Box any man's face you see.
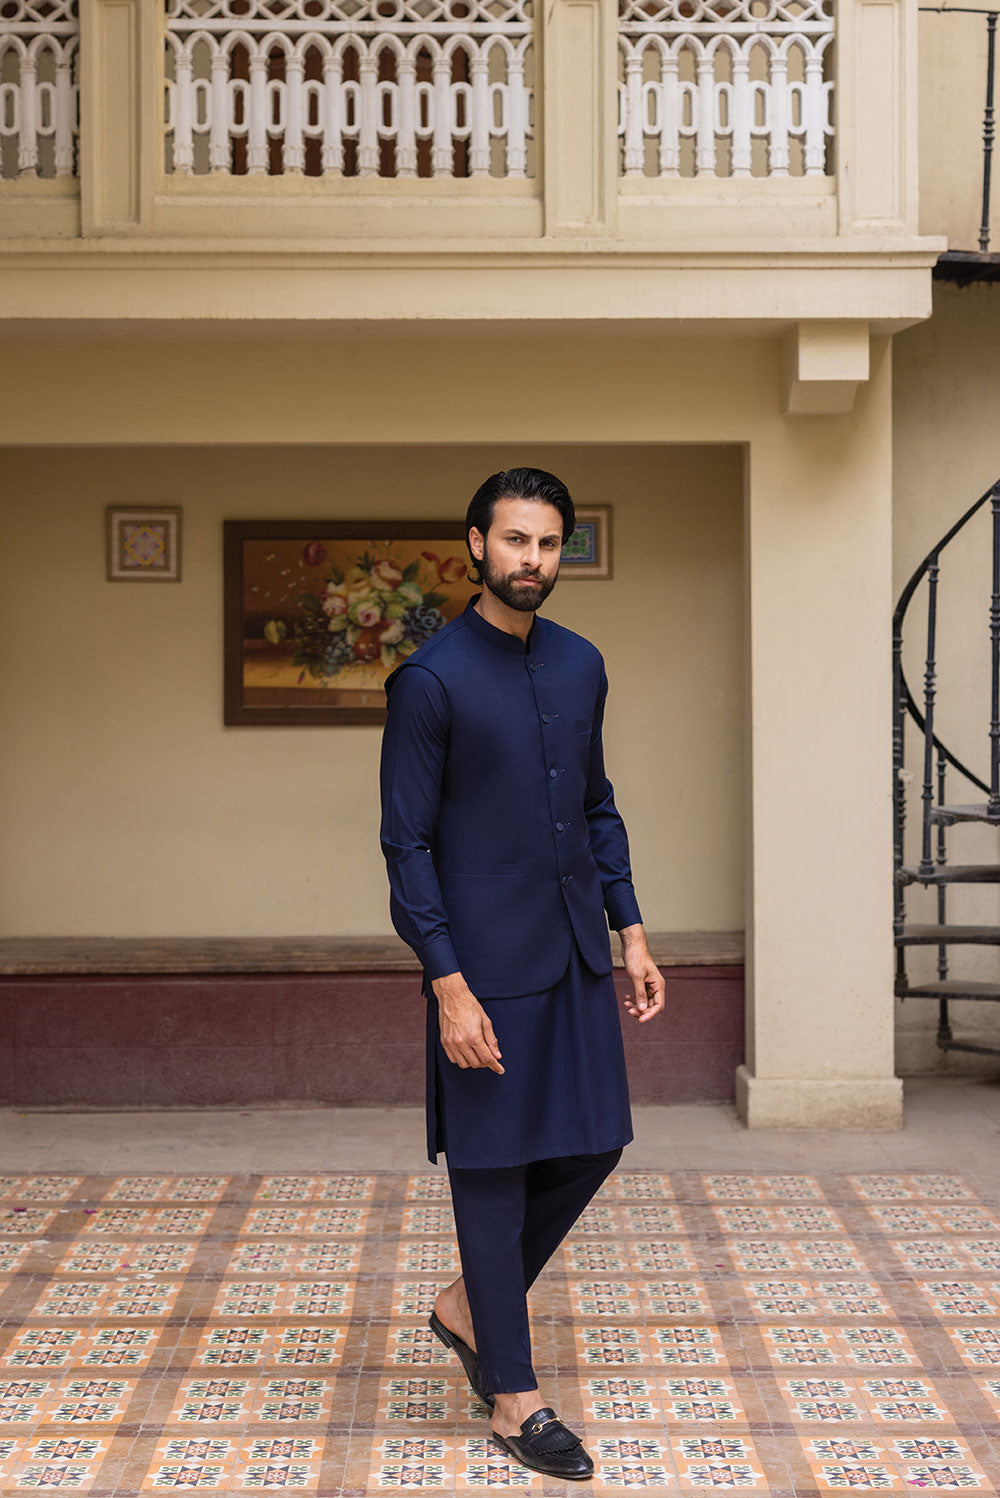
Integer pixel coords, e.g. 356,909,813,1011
470,496,564,613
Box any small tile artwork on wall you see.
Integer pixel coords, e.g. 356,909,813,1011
106,508,182,583
0,1171,998,1493
559,505,612,579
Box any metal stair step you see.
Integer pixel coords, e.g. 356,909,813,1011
896,924,1000,945
929,803,1000,825
896,979,1000,1000
897,864,1000,884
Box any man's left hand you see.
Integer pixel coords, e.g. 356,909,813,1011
618,925,666,1023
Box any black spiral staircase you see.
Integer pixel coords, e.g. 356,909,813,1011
894,479,1000,1055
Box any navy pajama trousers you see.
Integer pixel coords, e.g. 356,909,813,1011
446,1147,623,1394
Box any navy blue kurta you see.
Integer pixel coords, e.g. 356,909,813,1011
425,942,634,1167
379,595,641,1167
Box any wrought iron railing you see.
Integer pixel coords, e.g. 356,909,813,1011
617,0,834,179
0,0,78,181
164,0,534,180
893,478,1000,1054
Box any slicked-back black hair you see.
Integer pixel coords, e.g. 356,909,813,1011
465,468,576,585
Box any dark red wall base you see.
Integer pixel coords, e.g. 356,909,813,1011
0,966,743,1109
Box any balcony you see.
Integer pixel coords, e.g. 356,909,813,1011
0,0,941,331
0,0,78,228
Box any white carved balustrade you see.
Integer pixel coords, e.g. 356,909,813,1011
618,0,834,179
0,0,78,180
164,0,534,179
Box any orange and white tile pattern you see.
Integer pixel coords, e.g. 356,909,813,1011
0,1171,997,1492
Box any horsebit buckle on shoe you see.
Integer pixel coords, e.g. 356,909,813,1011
531,1417,557,1435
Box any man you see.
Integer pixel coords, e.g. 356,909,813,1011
379,467,665,1480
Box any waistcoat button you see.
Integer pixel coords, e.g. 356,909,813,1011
541,713,550,724
555,821,564,832
548,768,558,779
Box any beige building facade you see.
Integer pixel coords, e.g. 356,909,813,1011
2,0,996,1125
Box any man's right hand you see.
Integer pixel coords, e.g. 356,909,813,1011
431,973,505,1074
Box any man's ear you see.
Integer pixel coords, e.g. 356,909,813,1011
469,526,484,561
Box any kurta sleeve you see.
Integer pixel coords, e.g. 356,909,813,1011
379,663,461,982
584,663,644,932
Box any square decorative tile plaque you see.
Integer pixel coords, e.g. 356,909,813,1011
106,508,182,582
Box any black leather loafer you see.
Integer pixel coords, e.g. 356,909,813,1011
428,1311,495,1410
490,1406,594,1480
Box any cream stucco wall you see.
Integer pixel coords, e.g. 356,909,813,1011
0,443,745,941
918,9,999,249
893,282,1000,1069
0,326,903,1126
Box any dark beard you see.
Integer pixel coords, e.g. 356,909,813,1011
479,541,558,613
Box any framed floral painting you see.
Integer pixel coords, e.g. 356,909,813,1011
224,521,474,725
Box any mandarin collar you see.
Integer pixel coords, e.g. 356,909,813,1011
462,594,540,655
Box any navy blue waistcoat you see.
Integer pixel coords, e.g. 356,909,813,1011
378,595,642,999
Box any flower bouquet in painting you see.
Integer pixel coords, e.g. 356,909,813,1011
266,548,465,680
226,523,473,724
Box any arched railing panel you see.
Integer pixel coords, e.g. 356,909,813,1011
617,0,833,179
0,2,78,181
164,0,534,178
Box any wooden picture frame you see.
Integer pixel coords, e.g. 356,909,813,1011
224,520,474,726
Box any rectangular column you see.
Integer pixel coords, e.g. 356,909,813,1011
837,0,918,233
79,0,160,234
541,0,618,235
737,335,903,1129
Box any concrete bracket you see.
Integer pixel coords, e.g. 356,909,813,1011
781,320,871,416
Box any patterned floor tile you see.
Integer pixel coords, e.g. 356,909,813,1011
253,1174,376,1203
607,1173,676,1200
394,1239,462,1277
375,1374,463,1423
848,1176,976,1202
0,1169,996,1492
673,1433,767,1488
662,1375,747,1422
583,1375,663,1423
362,1432,456,1490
